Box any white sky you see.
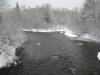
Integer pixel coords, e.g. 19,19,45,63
9,0,85,10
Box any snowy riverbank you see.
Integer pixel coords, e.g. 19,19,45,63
22,28,100,42
0,31,26,69
0,44,17,68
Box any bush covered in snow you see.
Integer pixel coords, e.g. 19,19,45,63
0,29,26,68
0,44,17,68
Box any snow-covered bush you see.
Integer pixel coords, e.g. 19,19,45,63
0,44,17,68
0,28,26,68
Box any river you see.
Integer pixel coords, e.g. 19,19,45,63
0,32,100,75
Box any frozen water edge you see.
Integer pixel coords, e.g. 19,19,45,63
0,44,17,68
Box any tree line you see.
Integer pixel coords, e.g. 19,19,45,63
1,0,100,44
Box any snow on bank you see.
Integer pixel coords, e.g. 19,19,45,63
81,34,99,41
22,28,78,37
64,29,100,42
22,28,52,32
0,45,17,68
22,28,100,42
63,29,77,38
75,33,100,42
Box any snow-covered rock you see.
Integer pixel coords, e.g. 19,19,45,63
36,43,41,46
97,52,100,60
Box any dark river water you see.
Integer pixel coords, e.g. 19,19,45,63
0,32,100,75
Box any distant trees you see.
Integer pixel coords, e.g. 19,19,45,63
68,10,82,34
11,2,23,31
1,0,100,42
7,3,80,31
0,0,7,26
0,2,25,46
0,2,85,34
5,1,100,36
81,0,96,33
43,4,52,24
0,0,7,39
81,0,100,36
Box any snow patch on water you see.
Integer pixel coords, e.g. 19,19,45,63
36,43,41,46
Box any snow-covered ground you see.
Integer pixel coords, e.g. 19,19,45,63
0,45,17,68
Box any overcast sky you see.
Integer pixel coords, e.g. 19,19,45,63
9,0,85,10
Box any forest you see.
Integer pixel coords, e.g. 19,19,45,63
1,0,100,49
0,0,100,43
